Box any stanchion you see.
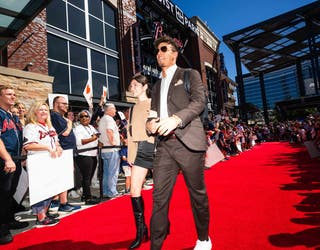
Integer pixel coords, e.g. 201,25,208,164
97,146,103,199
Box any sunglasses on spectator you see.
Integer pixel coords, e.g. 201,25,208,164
80,115,89,118
155,46,173,54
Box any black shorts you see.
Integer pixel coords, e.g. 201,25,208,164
134,141,154,169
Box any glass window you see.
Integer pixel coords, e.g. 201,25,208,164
70,66,88,96
88,0,102,19
46,0,67,30
69,42,87,68
68,5,86,38
108,76,120,100
48,61,69,94
105,24,117,51
89,16,104,46
47,34,68,63
103,3,116,26
91,50,106,73
107,56,119,76
92,72,107,98
68,0,84,10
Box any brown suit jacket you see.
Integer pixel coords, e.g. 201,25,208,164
151,67,207,151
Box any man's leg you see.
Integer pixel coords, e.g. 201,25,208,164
101,152,110,196
177,149,210,241
107,151,120,197
150,141,180,250
0,165,14,244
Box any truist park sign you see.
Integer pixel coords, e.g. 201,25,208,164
157,0,199,35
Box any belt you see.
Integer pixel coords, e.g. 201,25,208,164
158,132,177,141
168,133,177,139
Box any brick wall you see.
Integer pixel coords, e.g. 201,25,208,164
122,0,137,32
0,67,53,109
7,10,48,75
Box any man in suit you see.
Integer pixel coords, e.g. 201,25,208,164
146,36,211,250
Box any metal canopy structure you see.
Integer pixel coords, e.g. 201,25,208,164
223,1,320,122
0,0,52,51
223,1,320,75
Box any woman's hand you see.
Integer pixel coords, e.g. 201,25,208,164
48,146,57,158
56,145,63,157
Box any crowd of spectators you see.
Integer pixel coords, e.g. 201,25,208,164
205,112,320,161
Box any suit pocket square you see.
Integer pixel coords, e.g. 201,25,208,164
174,79,184,86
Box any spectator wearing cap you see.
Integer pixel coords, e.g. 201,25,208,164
98,103,121,198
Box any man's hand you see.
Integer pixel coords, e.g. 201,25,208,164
4,159,16,173
155,116,181,136
146,118,160,134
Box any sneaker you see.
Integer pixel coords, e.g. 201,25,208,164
35,217,59,228
58,203,81,213
0,225,12,245
0,232,12,245
8,219,29,230
91,182,100,189
194,237,212,250
145,179,153,185
46,212,59,219
143,184,153,190
68,190,80,199
49,200,60,211
84,198,100,205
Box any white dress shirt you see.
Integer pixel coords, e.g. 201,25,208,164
160,64,177,120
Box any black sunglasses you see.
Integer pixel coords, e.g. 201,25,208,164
80,115,89,118
155,46,171,54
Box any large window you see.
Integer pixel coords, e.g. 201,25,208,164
70,66,88,96
108,76,121,100
48,61,69,93
47,0,120,101
47,34,68,63
107,55,119,76
46,0,66,31
69,42,87,68
90,16,104,46
105,24,117,51
68,0,84,10
68,5,86,39
91,50,106,73
104,3,116,26
92,72,107,97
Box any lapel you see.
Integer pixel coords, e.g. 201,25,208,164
167,67,182,98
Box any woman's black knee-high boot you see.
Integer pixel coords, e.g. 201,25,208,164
129,196,148,249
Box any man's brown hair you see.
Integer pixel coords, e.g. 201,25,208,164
0,85,14,96
154,35,179,52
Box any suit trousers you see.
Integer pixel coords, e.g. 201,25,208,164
150,137,209,250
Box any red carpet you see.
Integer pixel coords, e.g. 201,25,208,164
3,142,320,250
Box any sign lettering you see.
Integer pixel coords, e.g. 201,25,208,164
157,0,199,35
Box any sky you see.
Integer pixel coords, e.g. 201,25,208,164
171,0,316,81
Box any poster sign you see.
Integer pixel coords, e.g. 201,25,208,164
27,149,74,206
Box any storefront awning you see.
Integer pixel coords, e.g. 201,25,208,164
0,0,52,51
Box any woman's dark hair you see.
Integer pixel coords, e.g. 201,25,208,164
130,73,152,98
